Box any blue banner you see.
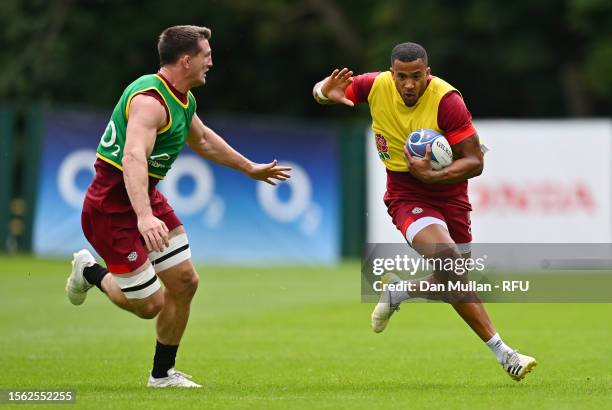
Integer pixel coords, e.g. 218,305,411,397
34,111,340,264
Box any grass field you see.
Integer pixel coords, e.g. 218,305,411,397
0,255,610,409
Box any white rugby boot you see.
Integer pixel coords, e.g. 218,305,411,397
502,350,537,381
371,273,403,333
66,249,96,305
147,368,202,388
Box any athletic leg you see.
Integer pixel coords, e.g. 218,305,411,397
146,226,201,388
373,197,537,380
67,250,164,319
74,201,164,318
152,227,199,346
410,225,496,341
100,263,165,319
411,224,536,381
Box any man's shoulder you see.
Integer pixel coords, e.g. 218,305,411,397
347,71,380,104
352,71,385,87
121,76,167,118
368,71,390,85
122,74,163,95
429,76,458,96
129,92,167,112
432,76,467,112
350,71,385,104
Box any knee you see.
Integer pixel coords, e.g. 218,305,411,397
134,299,164,319
430,243,462,260
186,270,199,295
429,244,470,303
173,268,199,297
446,289,470,304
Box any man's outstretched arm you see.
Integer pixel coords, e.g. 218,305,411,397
187,114,291,186
313,68,355,106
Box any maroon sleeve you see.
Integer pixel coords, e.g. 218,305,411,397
438,91,476,145
345,72,380,104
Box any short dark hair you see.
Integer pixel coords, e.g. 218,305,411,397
390,42,428,66
158,25,211,66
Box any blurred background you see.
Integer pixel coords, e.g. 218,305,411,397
1,0,611,263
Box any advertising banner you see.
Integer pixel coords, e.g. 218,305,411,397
34,111,340,264
367,120,612,243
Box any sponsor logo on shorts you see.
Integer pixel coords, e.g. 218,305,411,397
412,207,423,214
127,251,138,262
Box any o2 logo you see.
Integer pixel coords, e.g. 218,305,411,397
57,149,96,208
157,156,224,227
56,151,224,226
57,152,320,235
257,162,321,236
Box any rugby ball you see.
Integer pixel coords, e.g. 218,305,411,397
406,129,453,170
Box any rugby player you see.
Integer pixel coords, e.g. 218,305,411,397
313,42,536,381
65,25,290,387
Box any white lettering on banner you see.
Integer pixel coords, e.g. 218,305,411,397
57,149,96,208
158,156,215,216
471,181,596,213
257,162,321,235
258,162,310,222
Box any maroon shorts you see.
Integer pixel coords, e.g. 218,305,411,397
81,190,182,274
384,196,472,245
383,170,472,245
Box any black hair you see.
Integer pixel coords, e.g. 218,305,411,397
390,42,428,66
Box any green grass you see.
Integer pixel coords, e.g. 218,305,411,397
0,255,610,409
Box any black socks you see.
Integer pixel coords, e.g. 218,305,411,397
152,341,179,378
83,263,109,292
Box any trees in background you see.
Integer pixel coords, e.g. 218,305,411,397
1,0,610,117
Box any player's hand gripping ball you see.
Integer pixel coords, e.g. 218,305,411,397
405,129,453,170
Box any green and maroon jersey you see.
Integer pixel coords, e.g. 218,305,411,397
96,74,197,179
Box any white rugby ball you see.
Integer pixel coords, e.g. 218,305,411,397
406,129,453,170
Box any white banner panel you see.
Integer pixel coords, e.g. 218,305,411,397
366,120,612,243
470,120,611,242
